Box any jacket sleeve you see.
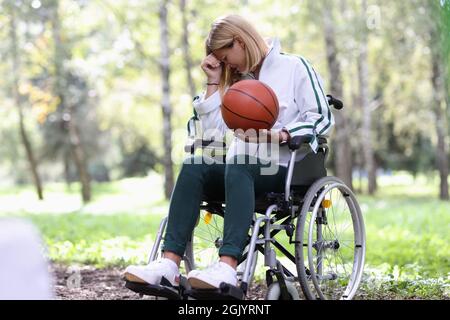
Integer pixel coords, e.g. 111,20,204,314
283,58,334,152
192,91,228,140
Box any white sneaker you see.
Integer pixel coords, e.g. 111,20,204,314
124,258,180,287
187,261,237,289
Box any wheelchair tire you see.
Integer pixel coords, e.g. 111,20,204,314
294,176,366,300
265,281,300,300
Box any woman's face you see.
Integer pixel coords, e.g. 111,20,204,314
212,39,246,73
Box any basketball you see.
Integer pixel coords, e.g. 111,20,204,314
221,79,279,132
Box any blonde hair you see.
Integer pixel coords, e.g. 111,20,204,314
205,14,269,97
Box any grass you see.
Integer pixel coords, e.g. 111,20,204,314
355,173,450,298
0,171,449,299
358,172,449,279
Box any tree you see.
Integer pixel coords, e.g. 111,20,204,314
7,2,44,200
428,0,449,200
358,0,377,195
322,0,353,190
159,0,175,199
50,0,92,203
180,0,197,98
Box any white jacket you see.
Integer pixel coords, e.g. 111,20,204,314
192,38,334,168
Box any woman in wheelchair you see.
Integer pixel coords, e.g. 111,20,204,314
124,14,335,292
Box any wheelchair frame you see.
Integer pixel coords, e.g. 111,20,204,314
125,96,366,300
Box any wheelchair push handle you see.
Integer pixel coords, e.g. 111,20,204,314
327,94,344,110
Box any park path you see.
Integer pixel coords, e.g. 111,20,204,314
51,264,267,300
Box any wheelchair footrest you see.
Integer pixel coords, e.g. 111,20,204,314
184,282,245,300
125,277,182,300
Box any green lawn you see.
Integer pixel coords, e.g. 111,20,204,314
354,174,450,298
0,172,448,299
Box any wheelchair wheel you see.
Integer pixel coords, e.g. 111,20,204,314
295,176,366,300
184,210,224,273
183,211,258,286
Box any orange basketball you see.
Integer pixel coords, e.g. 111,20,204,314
221,80,279,131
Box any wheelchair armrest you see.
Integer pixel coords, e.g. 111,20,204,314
288,135,329,151
288,135,312,151
184,138,226,154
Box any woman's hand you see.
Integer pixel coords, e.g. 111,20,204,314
201,53,223,83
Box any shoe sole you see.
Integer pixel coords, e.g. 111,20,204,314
188,277,218,289
124,272,148,284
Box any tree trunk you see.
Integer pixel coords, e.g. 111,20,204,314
51,2,91,203
431,50,449,200
322,0,353,190
64,152,72,189
179,0,196,98
9,8,44,200
159,0,175,199
68,116,92,202
358,0,377,195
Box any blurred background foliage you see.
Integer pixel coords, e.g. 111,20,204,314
0,0,448,199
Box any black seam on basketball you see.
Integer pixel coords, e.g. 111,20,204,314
259,82,279,117
259,83,278,127
222,103,272,127
228,88,276,120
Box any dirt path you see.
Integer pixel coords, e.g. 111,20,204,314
53,264,442,300
51,264,267,300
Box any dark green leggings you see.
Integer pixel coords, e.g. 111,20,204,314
162,155,287,261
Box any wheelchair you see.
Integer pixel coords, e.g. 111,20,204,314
124,96,366,300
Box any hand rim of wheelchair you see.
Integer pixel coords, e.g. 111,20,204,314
295,176,366,300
